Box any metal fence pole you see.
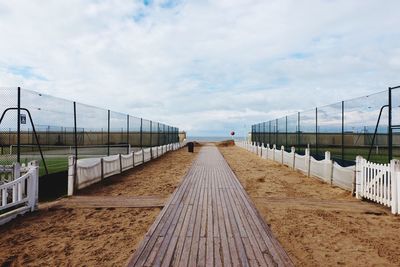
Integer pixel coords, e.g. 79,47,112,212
107,110,110,156
163,124,166,145
341,101,344,161
150,120,153,159
252,125,255,143
17,87,21,163
285,116,288,148
126,115,130,154
315,107,318,155
140,118,143,150
297,112,300,148
275,119,278,146
388,87,393,161
268,121,271,145
263,122,266,146
73,102,78,160
157,123,160,146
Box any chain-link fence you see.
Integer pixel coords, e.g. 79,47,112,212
0,87,180,176
251,86,400,165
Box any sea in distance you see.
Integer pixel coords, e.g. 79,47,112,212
186,136,246,142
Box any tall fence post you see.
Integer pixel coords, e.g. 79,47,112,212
157,123,159,158
107,110,110,156
150,120,153,159
268,121,271,146
285,116,288,149
388,87,393,161
297,112,300,149
163,124,165,153
74,101,78,159
17,87,21,163
315,107,318,156
341,101,344,161
275,119,278,146
127,115,130,154
73,102,78,187
140,118,143,150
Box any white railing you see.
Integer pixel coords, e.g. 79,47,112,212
236,140,400,214
0,161,39,225
0,162,35,184
68,142,184,195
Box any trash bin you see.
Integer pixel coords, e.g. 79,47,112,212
187,142,194,153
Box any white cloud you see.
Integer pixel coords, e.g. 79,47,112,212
0,0,399,136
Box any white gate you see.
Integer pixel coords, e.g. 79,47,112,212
356,157,400,214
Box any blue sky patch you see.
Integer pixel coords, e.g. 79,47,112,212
8,65,47,80
290,52,310,59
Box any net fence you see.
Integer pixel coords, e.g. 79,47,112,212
0,87,180,176
252,86,400,165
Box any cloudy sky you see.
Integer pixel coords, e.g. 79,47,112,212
0,0,399,137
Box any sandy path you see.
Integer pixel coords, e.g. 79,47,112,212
219,145,400,267
0,147,197,266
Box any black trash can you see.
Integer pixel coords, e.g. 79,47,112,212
187,142,194,153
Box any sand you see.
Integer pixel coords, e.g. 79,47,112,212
219,145,400,267
0,147,197,266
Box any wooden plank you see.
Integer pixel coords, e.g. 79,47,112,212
214,171,232,266
59,195,167,208
218,169,249,267
187,178,205,266
206,170,214,267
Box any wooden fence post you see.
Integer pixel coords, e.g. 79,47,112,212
324,151,332,185
13,162,20,180
355,156,362,198
28,167,38,211
273,144,276,161
305,148,311,177
291,146,295,169
68,156,75,196
391,159,400,214
281,146,284,164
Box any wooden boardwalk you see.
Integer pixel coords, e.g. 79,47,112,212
127,145,293,267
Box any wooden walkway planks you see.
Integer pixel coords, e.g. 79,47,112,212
127,145,293,267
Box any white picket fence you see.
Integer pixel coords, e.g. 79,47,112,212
0,161,39,225
356,157,400,214
237,141,355,191
68,142,185,195
236,141,400,214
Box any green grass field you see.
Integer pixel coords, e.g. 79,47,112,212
38,158,68,176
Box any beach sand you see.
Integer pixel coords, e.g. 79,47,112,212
219,144,400,267
0,146,197,266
